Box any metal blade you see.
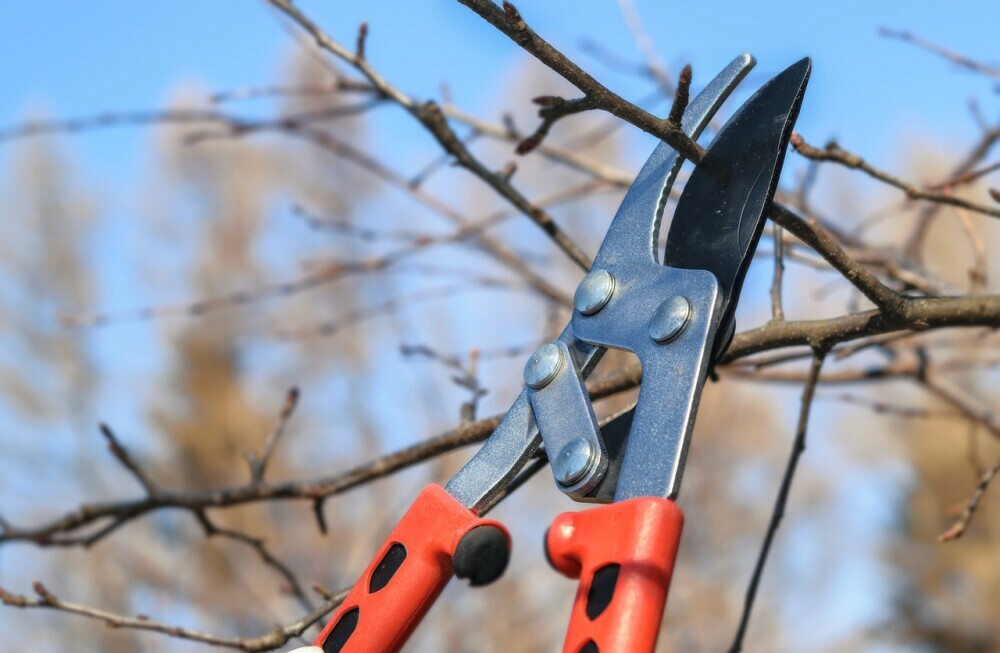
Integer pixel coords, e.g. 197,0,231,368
593,53,755,268
663,57,811,352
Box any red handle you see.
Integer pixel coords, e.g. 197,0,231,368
314,484,509,652
546,497,684,653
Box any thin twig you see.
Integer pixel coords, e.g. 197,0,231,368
65,183,593,327
0,582,346,652
904,121,1000,261
768,203,906,319
516,95,596,154
819,392,961,420
951,208,987,292
0,364,652,549
927,160,1000,191
246,387,301,484
0,414,499,547
98,423,158,495
614,0,674,97
770,225,786,321
2,102,579,308
274,283,524,341
939,454,1000,542
919,372,1000,440
880,28,1000,84
665,64,692,128
728,350,826,653
268,0,594,271
791,133,1000,219
194,511,315,615
456,0,704,162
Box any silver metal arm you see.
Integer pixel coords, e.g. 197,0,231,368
445,53,755,512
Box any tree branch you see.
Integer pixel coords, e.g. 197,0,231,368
246,387,301,484
99,423,159,496
880,28,1000,84
768,203,907,319
0,582,346,652
456,0,705,162
728,349,826,653
791,133,1000,219
770,225,786,321
194,511,315,615
267,0,594,271
939,454,1000,542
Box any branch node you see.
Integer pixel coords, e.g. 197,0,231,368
517,96,593,155
193,510,216,536
32,581,58,605
502,2,526,31
248,386,301,484
499,161,517,181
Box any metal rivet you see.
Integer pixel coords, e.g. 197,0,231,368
649,296,691,343
553,437,597,486
523,342,564,389
574,269,615,316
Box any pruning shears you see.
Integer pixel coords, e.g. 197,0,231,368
295,53,810,653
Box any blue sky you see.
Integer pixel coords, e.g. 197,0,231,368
3,1,999,172
1,2,997,651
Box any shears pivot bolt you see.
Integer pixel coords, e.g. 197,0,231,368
574,269,616,316
524,342,565,389
553,437,598,486
649,295,691,343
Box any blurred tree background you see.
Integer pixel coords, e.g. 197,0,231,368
1,2,999,652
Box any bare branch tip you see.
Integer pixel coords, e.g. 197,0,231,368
312,498,328,535
531,95,564,107
666,63,692,127
515,134,542,155
938,522,965,542
312,583,335,600
356,21,369,59
96,422,159,495
32,581,57,604
98,422,114,442
283,386,301,418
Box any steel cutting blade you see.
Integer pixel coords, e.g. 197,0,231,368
663,57,811,353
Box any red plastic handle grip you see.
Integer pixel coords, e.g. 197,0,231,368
546,497,684,653
314,484,509,652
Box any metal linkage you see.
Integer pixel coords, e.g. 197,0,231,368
445,53,755,512
525,341,606,498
